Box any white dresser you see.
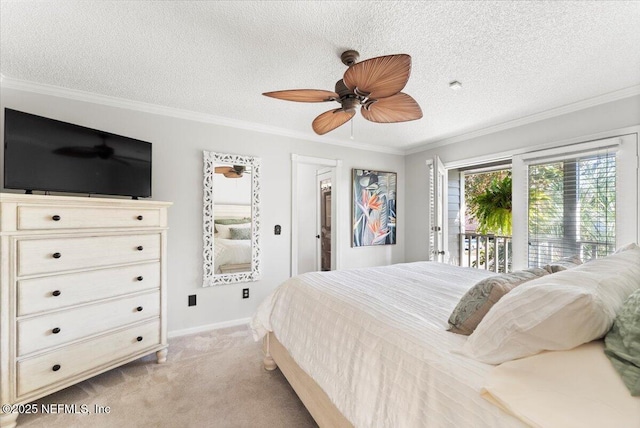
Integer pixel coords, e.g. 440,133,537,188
0,193,171,428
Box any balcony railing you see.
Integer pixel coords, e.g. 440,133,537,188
528,238,615,265
460,233,512,273
460,234,614,273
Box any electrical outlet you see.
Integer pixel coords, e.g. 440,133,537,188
242,288,249,299
188,294,197,306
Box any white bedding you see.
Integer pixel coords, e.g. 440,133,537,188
213,238,251,273
251,261,526,427
482,341,640,428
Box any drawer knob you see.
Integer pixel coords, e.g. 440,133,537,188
52,327,61,334
52,290,61,297
137,215,144,220
137,246,144,251
52,215,61,221
52,364,61,372
136,306,143,312
137,276,144,281
137,336,143,342
52,252,62,259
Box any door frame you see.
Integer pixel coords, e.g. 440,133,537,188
291,154,342,276
426,156,447,262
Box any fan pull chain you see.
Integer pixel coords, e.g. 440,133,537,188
350,118,354,140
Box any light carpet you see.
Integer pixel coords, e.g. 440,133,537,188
17,325,316,427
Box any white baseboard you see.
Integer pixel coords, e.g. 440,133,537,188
167,317,251,338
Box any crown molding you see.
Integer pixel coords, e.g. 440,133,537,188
0,75,404,156
404,84,640,155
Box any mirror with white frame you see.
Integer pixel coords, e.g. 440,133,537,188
203,151,261,286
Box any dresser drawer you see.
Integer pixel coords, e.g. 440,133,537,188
18,262,160,316
17,205,161,230
17,318,161,397
17,234,160,276
17,290,160,356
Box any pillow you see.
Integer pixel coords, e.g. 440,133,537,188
615,242,639,254
230,227,251,240
604,288,640,396
544,255,582,273
214,217,251,225
447,267,549,335
215,222,251,239
463,245,640,364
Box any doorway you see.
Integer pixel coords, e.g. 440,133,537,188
317,169,332,271
291,154,341,276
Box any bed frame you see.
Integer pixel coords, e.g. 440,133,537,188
263,332,353,428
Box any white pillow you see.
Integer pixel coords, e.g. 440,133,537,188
215,222,250,239
463,244,640,364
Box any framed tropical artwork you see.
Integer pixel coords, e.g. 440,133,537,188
352,169,397,246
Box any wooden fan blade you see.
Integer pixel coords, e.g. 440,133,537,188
224,171,242,178
215,166,233,174
262,89,338,103
343,54,412,99
312,108,355,135
361,93,423,123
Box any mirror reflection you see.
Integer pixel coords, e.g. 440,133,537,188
212,164,252,274
203,151,261,286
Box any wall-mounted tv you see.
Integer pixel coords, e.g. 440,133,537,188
4,109,152,198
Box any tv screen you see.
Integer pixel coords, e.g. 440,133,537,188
4,109,152,198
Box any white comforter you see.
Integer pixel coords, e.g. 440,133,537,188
251,261,526,428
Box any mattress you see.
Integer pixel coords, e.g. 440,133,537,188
251,261,526,427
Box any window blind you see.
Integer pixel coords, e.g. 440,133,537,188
527,149,616,268
427,161,435,260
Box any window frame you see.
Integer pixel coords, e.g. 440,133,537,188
511,135,638,270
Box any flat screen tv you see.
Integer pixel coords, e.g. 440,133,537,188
4,109,152,198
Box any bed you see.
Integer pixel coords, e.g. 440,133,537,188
250,259,640,427
213,204,252,274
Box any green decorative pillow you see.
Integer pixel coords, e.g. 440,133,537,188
214,218,251,225
448,267,549,335
604,288,640,396
544,255,582,273
230,227,251,240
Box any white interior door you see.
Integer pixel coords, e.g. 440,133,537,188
427,156,447,262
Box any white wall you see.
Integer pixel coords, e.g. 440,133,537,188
212,171,251,205
405,95,640,262
0,86,405,334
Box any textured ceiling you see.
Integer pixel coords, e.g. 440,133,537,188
1,1,640,152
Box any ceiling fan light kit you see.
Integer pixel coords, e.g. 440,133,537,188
263,50,423,135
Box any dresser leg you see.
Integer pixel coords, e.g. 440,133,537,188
156,347,168,364
0,411,19,428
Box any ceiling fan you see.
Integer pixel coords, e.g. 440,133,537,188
214,165,249,178
263,50,423,135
